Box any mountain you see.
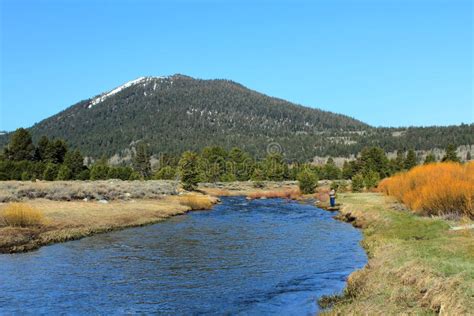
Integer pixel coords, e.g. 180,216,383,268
1,74,473,162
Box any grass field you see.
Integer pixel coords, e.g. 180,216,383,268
321,193,473,315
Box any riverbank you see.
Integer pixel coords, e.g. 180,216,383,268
321,193,473,315
2,180,302,254
0,182,218,253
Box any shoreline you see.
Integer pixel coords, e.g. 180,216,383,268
1,180,301,254
319,193,473,315
0,193,219,254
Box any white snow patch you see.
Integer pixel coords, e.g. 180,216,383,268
88,77,147,108
87,76,172,108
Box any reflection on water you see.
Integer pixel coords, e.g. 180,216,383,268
0,197,366,315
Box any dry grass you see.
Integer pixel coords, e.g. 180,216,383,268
177,194,218,210
0,194,218,253
0,203,44,227
247,188,301,200
320,193,473,315
314,188,330,203
379,162,474,218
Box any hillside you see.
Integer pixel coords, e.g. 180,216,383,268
1,75,473,161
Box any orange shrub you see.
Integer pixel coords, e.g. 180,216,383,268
379,162,474,218
247,188,301,200
178,194,216,210
314,188,330,203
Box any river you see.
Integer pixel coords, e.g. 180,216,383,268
0,196,367,315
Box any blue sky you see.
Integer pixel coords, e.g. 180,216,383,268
0,0,472,131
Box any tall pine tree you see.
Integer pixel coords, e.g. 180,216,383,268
132,142,152,179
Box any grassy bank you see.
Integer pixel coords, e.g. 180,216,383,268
321,193,473,314
0,193,218,253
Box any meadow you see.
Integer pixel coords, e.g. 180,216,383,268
321,193,473,315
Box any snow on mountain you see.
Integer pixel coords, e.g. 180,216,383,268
88,76,170,108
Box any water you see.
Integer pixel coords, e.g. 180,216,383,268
0,197,367,315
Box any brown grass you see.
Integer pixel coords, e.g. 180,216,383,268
0,203,44,227
198,181,299,197
314,188,330,203
177,194,218,210
247,188,301,200
379,162,474,218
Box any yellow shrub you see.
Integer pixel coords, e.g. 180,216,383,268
379,162,474,218
0,203,45,227
179,195,215,210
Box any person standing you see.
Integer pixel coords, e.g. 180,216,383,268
329,188,336,207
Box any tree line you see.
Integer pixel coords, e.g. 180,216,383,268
0,128,466,192
0,128,141,181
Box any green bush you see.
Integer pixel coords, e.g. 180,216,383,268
128,171,142,180
43,163,58,181
21,171,31,181
56,165,72,180
364,170,380,189
77,169,90,180
90,164,110,180
351,174,365,192
331,180,348,192
297,170,318,194
153,166,176,180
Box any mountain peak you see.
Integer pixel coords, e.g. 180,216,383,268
89,76,185,108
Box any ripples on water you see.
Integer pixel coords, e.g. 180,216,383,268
0,197,367,315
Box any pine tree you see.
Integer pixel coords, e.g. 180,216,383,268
404,149,417,170
63,150,84,179
34,136,50,161
323,157,341,180
132,142,152,179
45,139,68,164
4,128,35,161
364,170,380,189
424,152,436,164
442,144,460,163
43,163,58,181
263,153,287,181
297,169,318,194
359,147,390,178
342,161,353,179
178,151,200,191
394,150,405,171
56,165,72,180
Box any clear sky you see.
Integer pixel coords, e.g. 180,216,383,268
0,0,472,131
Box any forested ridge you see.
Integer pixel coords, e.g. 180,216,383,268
0,74,472,161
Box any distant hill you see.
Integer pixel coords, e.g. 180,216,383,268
1,74,472,161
